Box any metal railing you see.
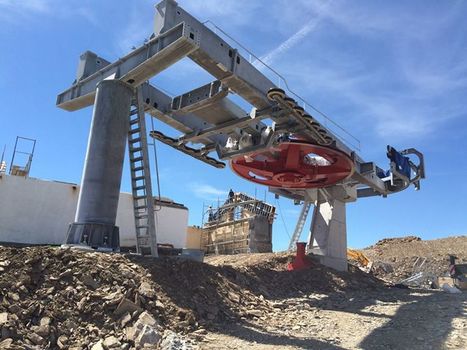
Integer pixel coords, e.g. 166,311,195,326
202,20,361,152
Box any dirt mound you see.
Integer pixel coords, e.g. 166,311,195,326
362,235,467,285
371,235,421,248
0,246,384,349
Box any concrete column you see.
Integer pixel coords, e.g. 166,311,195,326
307,200,348,271
65,79,133,251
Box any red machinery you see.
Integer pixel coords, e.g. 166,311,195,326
287,242,313,271
231,140,354,189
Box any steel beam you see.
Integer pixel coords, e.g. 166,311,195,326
57,23,197,111
155,0,274,109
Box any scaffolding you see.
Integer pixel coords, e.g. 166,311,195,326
9,136,36,177
201,191,276,255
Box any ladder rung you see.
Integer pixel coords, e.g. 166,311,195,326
129,127,141,134
131,156,144,162
133,176,145,181
130,147,142,153
136,225,149,229
131,166,144,172
135,205,147,210
135,214,148,219
134,185,146,191
129,137,141,144
133,195,146,200
130,118,140,125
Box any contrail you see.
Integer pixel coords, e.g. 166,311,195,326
259,22,318,66
254,1,332,68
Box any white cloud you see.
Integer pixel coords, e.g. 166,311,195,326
0,0,50,13
258,1,332,67
189,183,226,201
114,0,467,145
0,0,50,22
256,1,467,143
117,9,153,54
181,0,261,26
0,0,96,25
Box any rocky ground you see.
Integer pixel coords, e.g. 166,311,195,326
360,236,467,286
198,288,466,350
0,236,465,349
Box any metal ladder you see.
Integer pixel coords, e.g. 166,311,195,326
128,86,158,257
288,201,312,250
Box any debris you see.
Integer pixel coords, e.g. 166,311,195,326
57,335,68,349
91,340,104,350
0,238,464,348
103,335,121,348
114,298,142,317
361,236,467,286
40,316,51,326
27,332,45,345
82,274,99,290
0,312,8,325
126,311,160,347
120,312,132,327
135,325,160,347
0,339,13,348
441,284,462,294
138,281,156,298
160,330,193,350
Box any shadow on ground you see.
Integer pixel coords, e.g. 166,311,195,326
127,255,463,349
358,291,466,350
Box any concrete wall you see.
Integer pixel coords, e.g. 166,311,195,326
0,174,188,248
186,226,203,249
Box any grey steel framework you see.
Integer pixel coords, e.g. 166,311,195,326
57,0,425,263
9,136,36,177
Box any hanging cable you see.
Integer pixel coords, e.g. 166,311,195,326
275,198,291,240
150,116,162,212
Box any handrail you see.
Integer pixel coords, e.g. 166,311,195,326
202,20,361,151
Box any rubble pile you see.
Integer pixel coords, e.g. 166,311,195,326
372,236,421,247
0,246,384,348
0,247,194,349
362,236,467,285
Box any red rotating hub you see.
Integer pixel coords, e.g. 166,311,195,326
230,141,354,189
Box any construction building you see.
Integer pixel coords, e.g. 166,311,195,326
0,138,189,250
200,191,275,254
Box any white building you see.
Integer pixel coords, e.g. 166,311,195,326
0,174,189,248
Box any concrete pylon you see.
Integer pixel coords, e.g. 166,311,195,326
307,200,348,271
65,79,134,251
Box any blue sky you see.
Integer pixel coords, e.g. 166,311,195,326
1,0,466,250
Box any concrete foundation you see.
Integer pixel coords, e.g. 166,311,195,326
66,80,133,250
307,200,348,271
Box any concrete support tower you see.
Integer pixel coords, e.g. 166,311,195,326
307,200,347,271
65,80,133,250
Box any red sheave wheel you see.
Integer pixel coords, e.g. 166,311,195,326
230,141,354,189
